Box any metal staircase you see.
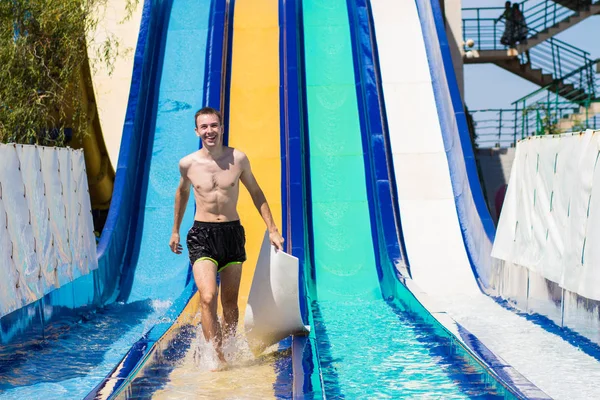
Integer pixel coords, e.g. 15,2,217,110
469,59,599,148
463,0,600,54
522,2,600,48
468,36,594,103
554,0,595,10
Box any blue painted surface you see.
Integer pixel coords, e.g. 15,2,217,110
119,0,210,304
0,0,214,397
279,0,323,397
85,0,230,397
84,283,196,400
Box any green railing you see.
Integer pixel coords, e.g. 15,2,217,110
470,106,599,148
519,38,591,81
463,3,594,101
470,59,600,148
469,109,521,148
463,0,599,52
513,58,599,114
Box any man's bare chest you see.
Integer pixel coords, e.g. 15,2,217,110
189,164,241,192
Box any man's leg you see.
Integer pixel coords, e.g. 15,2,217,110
219,263,243,339
193,259,226,363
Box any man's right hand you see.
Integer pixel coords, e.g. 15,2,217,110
169,232,182,254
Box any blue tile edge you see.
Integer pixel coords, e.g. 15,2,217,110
280,0,325,398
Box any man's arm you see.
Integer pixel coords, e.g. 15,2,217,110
169,159,192,254
239,152,284,251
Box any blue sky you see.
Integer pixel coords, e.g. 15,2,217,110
461,0,600,111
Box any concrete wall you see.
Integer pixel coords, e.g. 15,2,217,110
476,147,516,223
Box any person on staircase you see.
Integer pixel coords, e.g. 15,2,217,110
512,3,530,65
498,1,514,48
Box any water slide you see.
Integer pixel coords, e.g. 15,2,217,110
0,0,212,397
4,0,600,399
84,0,543,398
371,0,600,399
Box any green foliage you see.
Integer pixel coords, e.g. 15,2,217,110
0,0,137,146
570,118,588,133
522,104,560,136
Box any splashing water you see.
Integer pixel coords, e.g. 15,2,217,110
136,319,292,399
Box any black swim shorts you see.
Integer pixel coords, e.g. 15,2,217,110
186,220,247,272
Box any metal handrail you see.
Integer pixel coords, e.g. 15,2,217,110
470,104,600,148
463,5,595,102
463,0,599,50
512,58,599,105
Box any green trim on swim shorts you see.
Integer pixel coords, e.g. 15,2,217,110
194,257,218,267
217,261,243,273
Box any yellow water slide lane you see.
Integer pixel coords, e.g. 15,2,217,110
228,0,282,322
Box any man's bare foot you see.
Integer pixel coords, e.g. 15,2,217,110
216,348,227,364
210,351,228,372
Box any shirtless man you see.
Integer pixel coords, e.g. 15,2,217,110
169,107,284,363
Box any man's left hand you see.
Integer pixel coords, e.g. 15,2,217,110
269,231,284,252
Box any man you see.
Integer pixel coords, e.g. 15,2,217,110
169,107,284,364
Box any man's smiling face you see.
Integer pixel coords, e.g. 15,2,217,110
195,113,222,148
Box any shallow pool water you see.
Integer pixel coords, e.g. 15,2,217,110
313,298,505,399
0,300,172,399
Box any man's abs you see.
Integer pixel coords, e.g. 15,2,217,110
185,148,243,222
192,187,240,222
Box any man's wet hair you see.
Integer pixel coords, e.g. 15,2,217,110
195,107,222,127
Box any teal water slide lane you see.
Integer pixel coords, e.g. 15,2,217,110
301,0,512,398
0,0,210,398
303,0,380,301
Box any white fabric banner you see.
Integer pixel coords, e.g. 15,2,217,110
493,130,600,300
0,144,98,317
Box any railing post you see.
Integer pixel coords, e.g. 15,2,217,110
514,104,518,146
554,87,558,126
498,109,503,146
550,40,557,77
522,99,527,140
477,9,481,51
557,45,562,77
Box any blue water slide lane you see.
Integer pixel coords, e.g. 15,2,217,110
0,0,157,346
85,0,228,397
279,0,325,398
349,0,548,398
414,0,496,290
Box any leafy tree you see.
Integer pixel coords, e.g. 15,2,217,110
0,0,135,146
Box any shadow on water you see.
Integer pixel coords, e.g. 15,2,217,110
310,300,345,400
122,323,197,398
0,300,154,392
387,301,507,400
273,336,293,399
